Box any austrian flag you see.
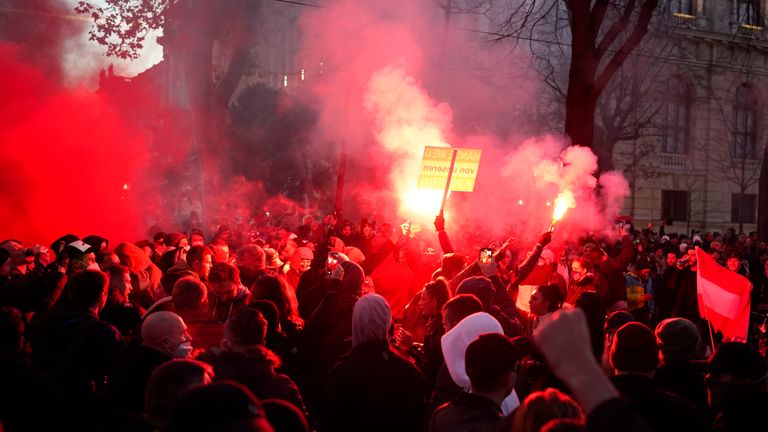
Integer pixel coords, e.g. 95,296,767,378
695,247,752,341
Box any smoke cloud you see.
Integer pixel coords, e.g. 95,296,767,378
0,42,147,244
299,0,631,252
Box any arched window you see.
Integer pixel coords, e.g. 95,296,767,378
663,77,690,154
733,83,757,159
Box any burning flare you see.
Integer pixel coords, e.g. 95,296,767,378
549,190,576,231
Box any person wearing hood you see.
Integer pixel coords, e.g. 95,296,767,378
430,333,527,432
115,242,163,310
208,262,250,324
438,312,522,416
323,294,425,432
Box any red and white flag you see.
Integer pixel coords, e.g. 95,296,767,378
695,247,752,341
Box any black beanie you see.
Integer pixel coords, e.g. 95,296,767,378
610,322,659,373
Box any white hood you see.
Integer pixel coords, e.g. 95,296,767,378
441,312,520,414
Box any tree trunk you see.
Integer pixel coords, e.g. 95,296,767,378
564,34,598,149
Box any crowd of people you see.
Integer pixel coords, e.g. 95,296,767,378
0,213,767,431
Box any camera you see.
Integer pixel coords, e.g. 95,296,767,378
326,254,339,276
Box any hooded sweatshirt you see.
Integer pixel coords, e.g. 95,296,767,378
352,293,391,347
441,312,520,415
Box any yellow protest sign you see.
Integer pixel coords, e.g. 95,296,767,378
417,146,482,192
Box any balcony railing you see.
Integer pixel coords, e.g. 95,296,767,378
669,12,697,28
659,153,689,169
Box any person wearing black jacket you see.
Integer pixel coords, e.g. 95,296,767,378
28,270,123,429
323,294,425,432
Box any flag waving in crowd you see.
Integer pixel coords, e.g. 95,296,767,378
695,246,752,342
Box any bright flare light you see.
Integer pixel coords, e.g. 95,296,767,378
403,188,445,219
552,190,576,223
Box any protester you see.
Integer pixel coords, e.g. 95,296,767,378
145,359,215,431
208,262,250,324
512,388,585,432
323,293,425,432
100,264,144,337
430,333,526,432
4,212,768,432
198,307,307,415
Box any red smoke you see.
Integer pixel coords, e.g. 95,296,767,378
299,0,630,253
0,43,147,245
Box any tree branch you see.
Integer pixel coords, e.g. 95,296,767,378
594,0,658,94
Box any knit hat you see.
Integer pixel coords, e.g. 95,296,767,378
465,333,528,383
340,261,365,294
456,276,495,308
655,318,701,363
165,232,186,248
604,311,635,334
610,322,659,373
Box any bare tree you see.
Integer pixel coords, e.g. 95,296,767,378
496,0,660,172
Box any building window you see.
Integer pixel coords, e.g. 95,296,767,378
732,0,763,29
663,77,690,154
670,0,695,17
731,193,756,223
662,190,689,222
733,83,757,159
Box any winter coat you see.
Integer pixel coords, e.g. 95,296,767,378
323,339,425,432
197,345,307,416
610,373,710,432
429,392,505,432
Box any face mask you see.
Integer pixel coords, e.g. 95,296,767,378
173,341,193,359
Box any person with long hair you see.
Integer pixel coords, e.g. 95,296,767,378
100,265,144,338
528,283,564,335
249,274,303,336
